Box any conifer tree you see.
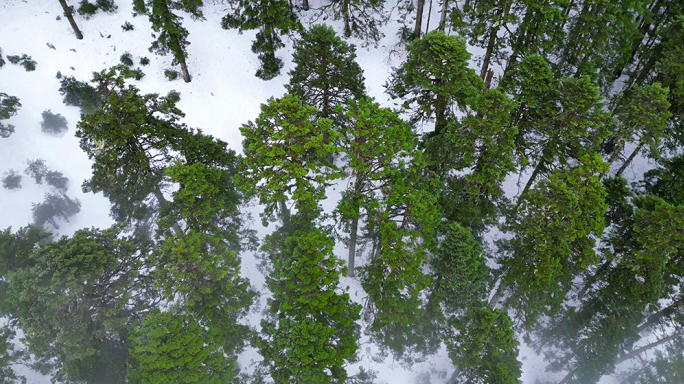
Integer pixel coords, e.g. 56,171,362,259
4,227,154,384
286,24,366,120
240,94,359,383
334,97,417,277
387,31,482,136
496,155,608,327
431,87,516,232
606,83,671,177
128,310,235,384
134,0,197,82
508,55,609,196
323,0,385,44
450,0,516,80
258,220,361,383
77,67,190,226
358,157,440,360
222,0,301,80
0,92,21,138
239,94,341,225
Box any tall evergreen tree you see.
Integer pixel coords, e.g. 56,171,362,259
507,55,609,196
323,0,385,44
239,94,341,225
286,24,366,120
334,97,417,277
495,155,608,328
4,227,155,384
222,0,301,80
77,67,190,227
258,220,361,383
606,83,671,177
387,31,481,136
240,93,359,383
134,0,198,82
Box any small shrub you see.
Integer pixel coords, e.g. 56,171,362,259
77,0,98,17
122,21,134,31
58,76,102,114
120,52,134,66
0,48,5,68
164,69,179,81
139,57,150,66
40,110,69,135
7,54,36,72
96,0,117,13
2,169,22,190
78,0,117,18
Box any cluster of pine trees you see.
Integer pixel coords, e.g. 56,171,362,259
1,0,684,383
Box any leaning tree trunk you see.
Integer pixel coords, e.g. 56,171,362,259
58,0,84,40
615,330,684,365
615,141,645,177
348,213,359,277
342,0,351,37
180,60,191,83
439,0,449,31
414,0,426,38
480,4,511,79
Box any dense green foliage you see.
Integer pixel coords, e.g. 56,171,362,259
2,1,684,383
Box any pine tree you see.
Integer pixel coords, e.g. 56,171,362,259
450,0,516,80
4,227,154,384
286,24,366,120
238,94,341,225
507,55,609,196
359,158,440,360
258,221,361,383
496,155,608,327
322,0,385,44
128,310,235,384
431,87,516,232
334,97,417,277
0,92,21,138
606,83,671,177
387,31,482,136
77,67,191,225
221,0,301,80
134,0,197,82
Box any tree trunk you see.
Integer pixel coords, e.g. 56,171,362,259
434,91,448,136
155,190,182,235
48,217,60,230
439,0,449,31
278,199,291,228
425,0,433,33
520,157,546,198
348,214,359,277
615,141,645,177
615,331,684,365
343,0,351,37
302,0,309,11
58,0,84,40
479,4,510,79
180,60,191,83
414,0,425,38
637,297,684,334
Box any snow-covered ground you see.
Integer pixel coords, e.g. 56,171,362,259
1,1,652,383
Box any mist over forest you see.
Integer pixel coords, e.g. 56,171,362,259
1,0,683,383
